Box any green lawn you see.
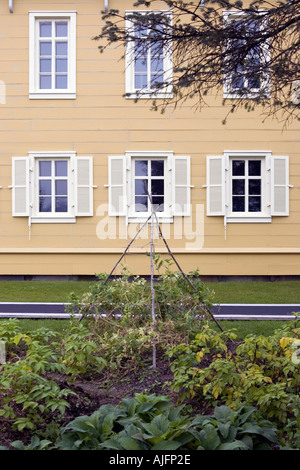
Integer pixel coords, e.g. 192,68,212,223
208,280,300,304
0,280,299,340
0,279,299,304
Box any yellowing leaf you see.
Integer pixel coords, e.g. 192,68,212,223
280,337,294,349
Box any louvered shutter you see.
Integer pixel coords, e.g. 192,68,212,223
75,157,93,216
206,156,225,216
108,156,127,216
271,156,289,216
12,157,29,216
173,156,191,216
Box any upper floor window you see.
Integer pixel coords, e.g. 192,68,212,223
29,12,76,99
223,11,270,99
125,11,173,99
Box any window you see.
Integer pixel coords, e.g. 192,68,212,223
29,12,76,99
37,159,69,214
206,151,291,223
223,11,270,98
133,158,166,216
108,151,191,222
230,158,264,215
125,11,173,99
11,152,94,223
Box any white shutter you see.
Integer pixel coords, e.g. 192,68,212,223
271,155,289,216
12,157,29,216
206,155,225,216
173,155,191,216
75,156,93,216
108,156,127,216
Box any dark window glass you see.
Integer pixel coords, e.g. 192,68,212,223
249,196,261,212
248,160,261,176
232,160,245,176
151,179,164,196
232,196,245,212
249,179,261,195
232,179,245,195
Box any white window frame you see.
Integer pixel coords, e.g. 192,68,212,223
29,11,76,99
125,10,173,99
206,150,291,223
223,10,270,99
129,154,171,221
226,152,270,222
29,151,76,223
108,151,192,223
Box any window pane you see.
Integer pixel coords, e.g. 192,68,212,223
56,42,68,55
232,196,245,212
55,196,68,212
40,58,52,73
40,42,52,55
135,58,147,73
232,179,245,195
249,179,261,195
55,180,68,196
151,179,164,196
40,75,51,89
248,76,260,89
135,74,147,89
55,161,68,176
152,196,164,212
56,58,68,73
135,179,148,195
151,58,164,73
135,160,148,176
39,180,52,196
55,75,68,89
39,161,51,176
232,160,245,176
39,197,52,212
249,196,261,212
151,73,163,87
249,160,261,176
150,42,164,57
40,22,52,38
151,160,164,176
55,22,68,37
135,196,148,212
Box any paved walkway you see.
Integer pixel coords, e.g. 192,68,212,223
0,302,299,320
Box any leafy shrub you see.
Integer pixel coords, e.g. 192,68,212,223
60,324,106,380
168,323,300,426
55,394,279,451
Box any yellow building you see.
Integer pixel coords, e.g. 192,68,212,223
0,0,299,279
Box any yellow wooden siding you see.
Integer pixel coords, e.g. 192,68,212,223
0,0,299,275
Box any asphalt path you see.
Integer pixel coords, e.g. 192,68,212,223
0,302,299,320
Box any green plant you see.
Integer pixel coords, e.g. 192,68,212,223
60,323,106,380
168,324,300,425
190,405,279,450
55,394,279,451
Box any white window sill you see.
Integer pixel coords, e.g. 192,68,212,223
125,91,173,100
128,216,173,224
226,216,272,223
31,216,76,224
29,92,76,100
223,91,271,100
